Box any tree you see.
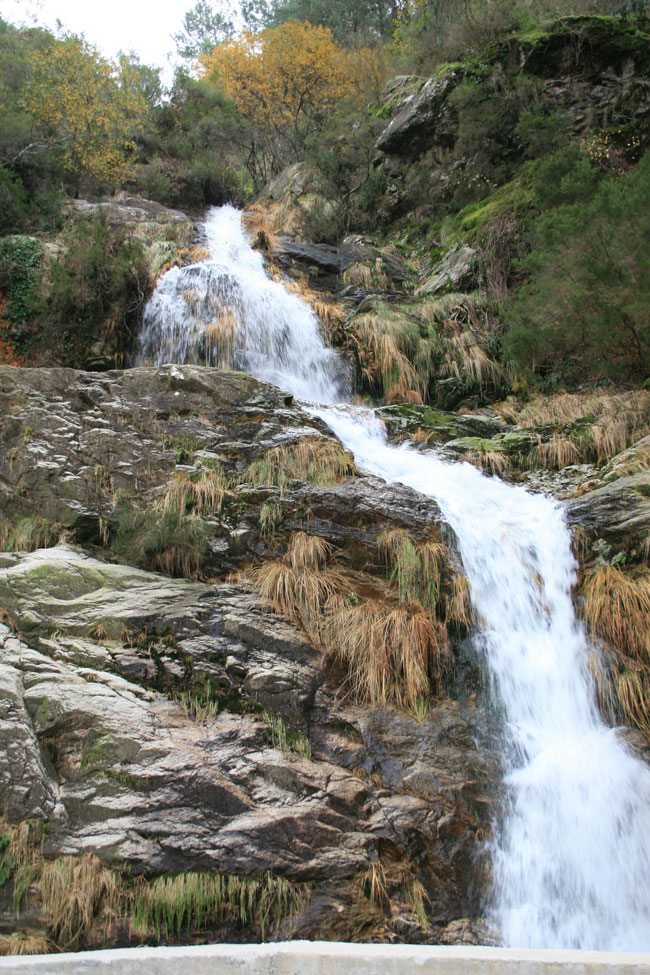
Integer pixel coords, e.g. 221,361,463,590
23,35,147,190
200,21,358,185
263,0,403,42
173,0,235,60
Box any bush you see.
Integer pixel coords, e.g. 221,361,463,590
504,149,650,381
39,212,149,367
0,235,42,355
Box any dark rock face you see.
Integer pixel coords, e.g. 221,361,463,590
277,236,414,292
0,364,448,574
375,71,461,158
0,364,501,947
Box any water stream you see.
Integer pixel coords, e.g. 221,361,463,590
138,205,650,951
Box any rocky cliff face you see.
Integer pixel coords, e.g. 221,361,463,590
0,364,500,952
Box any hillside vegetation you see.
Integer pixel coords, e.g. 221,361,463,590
1,0,649,393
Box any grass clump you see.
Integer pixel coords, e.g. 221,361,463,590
614,668,650,739
243,437,355,495
582,565,650,741
107,466,232,578
350,302,435,404
174,674,221,723
498,389,650,469
0,516,67,552
130,871,308,942
162,468,229,520
0,819,47,907
377,528,446,612
40,855,122,948
582,565,650,664
262,710,312,759
251,528,466,714
460,447,511,475
347,293,503,405
112,509,208,578
0,932,53,956
251,532,347,638
327,598,450,710
259,499,282,535
359,860,388,907
526,433,582,470
408,879,431,929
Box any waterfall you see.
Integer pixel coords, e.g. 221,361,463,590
139,205,650,951
137,205,349,402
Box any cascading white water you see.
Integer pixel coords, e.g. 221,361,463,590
139,205,650,951
137,206,348,402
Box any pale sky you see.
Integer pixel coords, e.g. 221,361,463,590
0,0,190,76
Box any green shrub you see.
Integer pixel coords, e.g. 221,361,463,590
0,235,42,354
40,212,149,366
504,149,650,381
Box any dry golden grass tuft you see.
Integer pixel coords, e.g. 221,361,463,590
283,277,345,329
40,854,122,947
582,565,650,664
158,244,212,277
243,203,280,253
152,538,204,579
377,528,446,611
614,667,650,736
343,262,375,289
0,932,53,956
161,469,229,520
130,870,307,942
460,449,511,475
497,389,650,467
0,516,68,553
352,309,430,403
439,317,503,391
385,382,424,405
359,861,389,907
410,428,437,445
327,598,450,709
242,437,356,495
445,574,474,629
250,532,346,639
528,434,582,470
408,879,431,929
348,292,503,404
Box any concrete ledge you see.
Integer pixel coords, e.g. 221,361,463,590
1,942,650,975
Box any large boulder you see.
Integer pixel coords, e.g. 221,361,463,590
565,470,650,556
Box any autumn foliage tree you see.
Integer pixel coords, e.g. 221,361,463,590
24,36,146,191
200,21,362,186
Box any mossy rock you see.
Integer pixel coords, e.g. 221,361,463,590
377,404,507,443
444,436,507,455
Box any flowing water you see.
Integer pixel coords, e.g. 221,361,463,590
138,205,650,951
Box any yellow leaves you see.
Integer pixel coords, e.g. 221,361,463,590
24,37,146,186
200,21,362,138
